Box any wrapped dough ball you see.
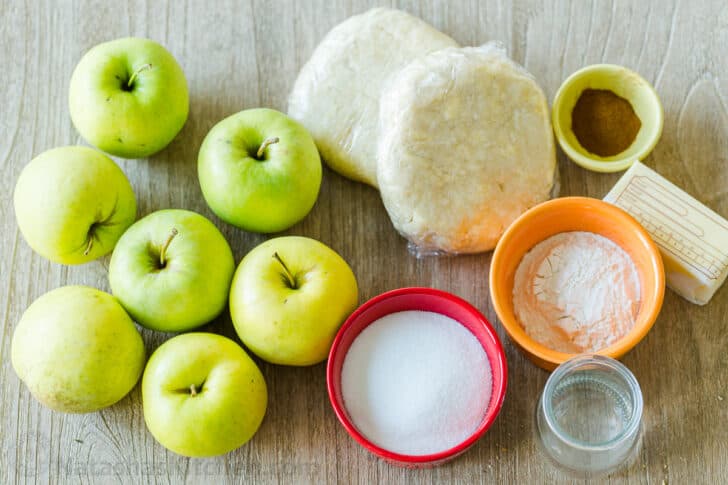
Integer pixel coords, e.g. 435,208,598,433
288,8,458,187
377,44,557,255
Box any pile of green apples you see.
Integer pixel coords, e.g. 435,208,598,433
11,38,359,457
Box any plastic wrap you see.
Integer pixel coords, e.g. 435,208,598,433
287,8,458,188
377,43,558,257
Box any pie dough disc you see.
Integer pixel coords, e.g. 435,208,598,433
377,44,556,254
287,8,458,187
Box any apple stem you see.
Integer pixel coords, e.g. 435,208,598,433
83,237,94,256
127,63,153,89
273,252,297,289
159,228,179,267
256,137,280,159
189,384,198,397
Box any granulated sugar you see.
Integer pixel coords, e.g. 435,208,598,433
341,310,492,456
512,231,641,353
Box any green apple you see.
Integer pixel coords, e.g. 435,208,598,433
11,286,145,413
109,209,234,332
230,236,358,366
142,332,267,457
197,108,322,233
13,146,137,265
69,37,189,158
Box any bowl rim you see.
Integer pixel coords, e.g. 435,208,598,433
489,196,665,369
326,286,508,465
552,63,664,173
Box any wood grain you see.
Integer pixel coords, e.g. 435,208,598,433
2,0,727,483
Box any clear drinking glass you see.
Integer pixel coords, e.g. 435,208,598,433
536,354,643,477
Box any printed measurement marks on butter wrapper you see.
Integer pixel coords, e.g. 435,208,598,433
605,162,728,282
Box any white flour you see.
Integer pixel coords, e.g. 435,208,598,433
512,231,641,353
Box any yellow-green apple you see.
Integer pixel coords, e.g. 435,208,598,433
197,108,322,233
109,209,234,332
142,332,267,457
69,37,189,158
13,146,137,265
230,236,358,365
11,286,146,413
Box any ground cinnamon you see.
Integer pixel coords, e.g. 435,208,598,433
571,89,641,157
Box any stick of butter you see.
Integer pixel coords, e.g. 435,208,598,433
604,161,728,305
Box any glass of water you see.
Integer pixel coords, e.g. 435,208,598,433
536,354,643,477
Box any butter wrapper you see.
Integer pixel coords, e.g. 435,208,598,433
604,161,728,305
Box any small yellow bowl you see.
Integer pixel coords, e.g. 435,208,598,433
552,64,663,173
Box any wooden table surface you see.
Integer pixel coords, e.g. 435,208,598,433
2,0,728,483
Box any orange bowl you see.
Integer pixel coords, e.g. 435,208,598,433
489,197,664,370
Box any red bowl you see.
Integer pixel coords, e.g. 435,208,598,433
326,287,508,467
